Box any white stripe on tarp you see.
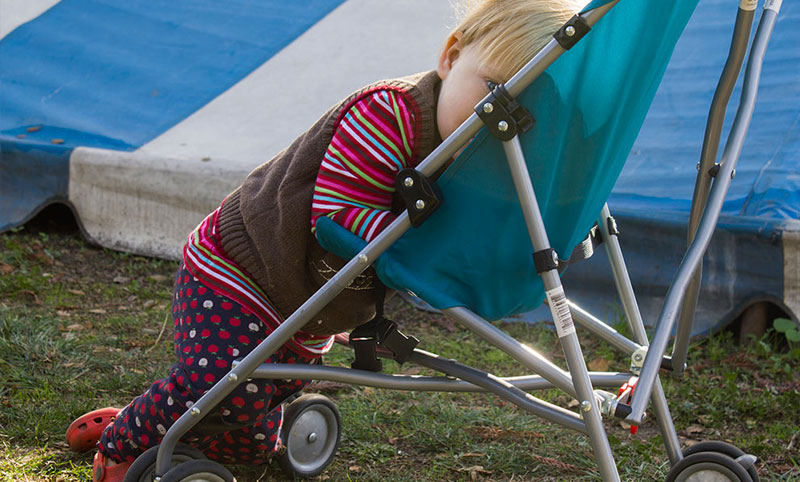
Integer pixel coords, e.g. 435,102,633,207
0,0,61,39
138,0,453,165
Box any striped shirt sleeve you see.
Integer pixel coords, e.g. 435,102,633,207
311,89,416,242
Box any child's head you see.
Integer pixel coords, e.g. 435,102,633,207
436,0,582,140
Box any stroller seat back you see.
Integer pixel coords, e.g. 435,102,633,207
317,0,700,320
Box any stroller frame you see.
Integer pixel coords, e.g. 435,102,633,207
150,1,780,480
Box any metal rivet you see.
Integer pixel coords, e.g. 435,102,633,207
551,251,558,264
154,477,162,482
227,373,238,382
190,407,200,416
580,400,592,412
482,102,494,114
403,176,414,188
696,162,701,171
497,121,509,132
633,354,643,362
565,25,576,37
358,254,369,264
415,199,426,210
731,169,736,179
307,432,318,443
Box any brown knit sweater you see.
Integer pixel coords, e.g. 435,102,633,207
216,70,442,335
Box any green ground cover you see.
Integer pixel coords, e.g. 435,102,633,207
1,214,798,481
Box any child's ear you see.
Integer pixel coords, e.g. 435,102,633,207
437,32,463,80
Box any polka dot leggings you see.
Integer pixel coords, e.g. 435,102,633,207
98,262,318,465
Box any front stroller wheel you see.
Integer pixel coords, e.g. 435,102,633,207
277,394,342,479
123,443,206,482
665,451,754,482
159,459,235,482
682,441,759,481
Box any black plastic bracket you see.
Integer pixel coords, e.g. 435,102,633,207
395,168,442,228
474,83,535,141
350,317,419,371
532,248,559,273
554,14,591,50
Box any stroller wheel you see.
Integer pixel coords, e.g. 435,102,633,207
159,460,235,482
277,394,342,479
683,441,759,481
123,443,206,482
665,451,754,482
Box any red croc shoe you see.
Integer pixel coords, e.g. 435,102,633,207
92,451,132,482
66,407,122,452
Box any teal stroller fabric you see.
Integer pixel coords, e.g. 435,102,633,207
317,0,700,321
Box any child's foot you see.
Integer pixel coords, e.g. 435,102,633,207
92,451,132,482
66,407,122,452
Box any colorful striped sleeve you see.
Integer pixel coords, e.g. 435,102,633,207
311,89,416,242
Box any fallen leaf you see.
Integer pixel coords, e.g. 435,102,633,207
113,276,130,284
65,323,83,331
348,465,362,473
68,289,85,296
56,310,71,317
143,300,156,309
567,399,580,409
686,425,704,435
588,357,610,371
459,452,486,459
148,274,167,282
0,263,14,274
89,308,107,314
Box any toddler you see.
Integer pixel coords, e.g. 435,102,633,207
66,1,580,479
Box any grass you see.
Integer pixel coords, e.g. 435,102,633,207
0,213,798,481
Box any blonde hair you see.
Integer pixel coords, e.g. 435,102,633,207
450,0,584,81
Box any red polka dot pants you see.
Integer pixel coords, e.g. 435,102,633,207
98,262,318,465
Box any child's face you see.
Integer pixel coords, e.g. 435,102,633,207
436,35,502,141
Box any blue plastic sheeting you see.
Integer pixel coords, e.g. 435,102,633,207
611,0,799,223
318,0,700,321
0,0,345,229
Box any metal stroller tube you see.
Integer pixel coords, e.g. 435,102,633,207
672,4,756,377
628,2,781,425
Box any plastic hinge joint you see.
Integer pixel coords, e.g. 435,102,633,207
395,168,442,228
475,83,535,141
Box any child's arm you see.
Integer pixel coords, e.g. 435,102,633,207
311,89,416,242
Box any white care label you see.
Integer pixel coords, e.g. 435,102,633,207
740,0,757,11
545,286,575,338
765,0,782,12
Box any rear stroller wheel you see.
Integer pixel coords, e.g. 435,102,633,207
123,443,206,482
277,393,342,479
665,451,754,482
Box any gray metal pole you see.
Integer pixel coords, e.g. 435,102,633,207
248,362,630,392
597,205,682,465
444,306,579,398
672,5,756,377
628,3,780,425
503,137,620,481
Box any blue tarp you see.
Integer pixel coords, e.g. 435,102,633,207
0,0,345,229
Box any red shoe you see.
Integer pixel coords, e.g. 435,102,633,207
66,407,122,452
92,451,132,482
